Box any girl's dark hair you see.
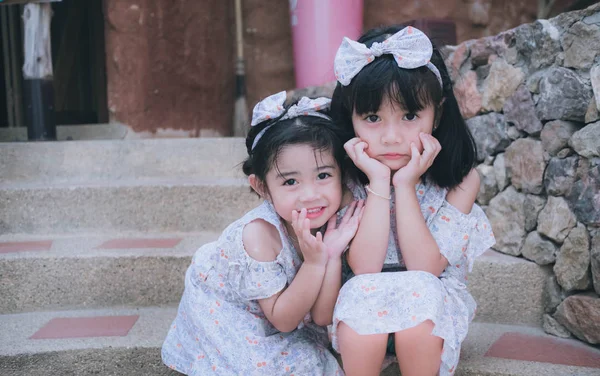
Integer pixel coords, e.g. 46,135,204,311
331,25,477,189
242,99,346,192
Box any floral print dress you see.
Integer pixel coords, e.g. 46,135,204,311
331,181,495,375
162,201,344,376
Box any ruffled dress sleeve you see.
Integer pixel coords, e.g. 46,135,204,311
429,201,496,273
227,255,288,301
346,178,367,200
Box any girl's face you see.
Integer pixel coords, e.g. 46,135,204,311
352,97,436,173
263,144,343,232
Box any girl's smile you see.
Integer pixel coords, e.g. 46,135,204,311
261,144,343,231
305,206,327,219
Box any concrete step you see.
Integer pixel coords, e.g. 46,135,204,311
0,123,130,142
468,250,551,326
0,138,247,184
383,322,600,376
0,233,549,326
0,179,261,235
0,306,179,376
0,232,219,314
1,306,598,376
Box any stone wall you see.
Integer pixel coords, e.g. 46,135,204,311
444,3,600,345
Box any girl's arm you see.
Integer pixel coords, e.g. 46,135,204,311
394,184,448,276
310,200,363,325
310,257,342,326
346,179,390,274
393,134,480,276
446,168,480,213
344,139,391,275
395,170,479,275
243,219,327,333
260,262,327,332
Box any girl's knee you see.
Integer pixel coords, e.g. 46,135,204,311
395,320,435,341
338,321,387,344
337,321,360,339
415,319,437,336
339,323,388,354
394,321,443,366
417,319,435,330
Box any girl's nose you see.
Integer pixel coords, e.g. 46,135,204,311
381,124,402,144
300,184,319,201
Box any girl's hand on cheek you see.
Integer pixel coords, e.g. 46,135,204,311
392,133,441,188
322,200,364,259
344,138,390,182
291,209,328,266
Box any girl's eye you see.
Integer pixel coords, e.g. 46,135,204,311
403,113,418,121
365,114,380,123
317,172,331,180
283,179,297,186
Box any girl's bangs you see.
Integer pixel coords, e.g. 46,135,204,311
347,57,442,115
268,117,340,176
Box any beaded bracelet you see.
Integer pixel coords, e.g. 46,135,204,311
365,185,391,200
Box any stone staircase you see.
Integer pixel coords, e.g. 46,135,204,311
1,138,599,376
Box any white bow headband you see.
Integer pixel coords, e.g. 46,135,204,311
334,26,442,88
250,91,331,150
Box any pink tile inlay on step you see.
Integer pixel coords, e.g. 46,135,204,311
30,315,139,339
485,332,600,368
0,240,52,254
96,238,181,249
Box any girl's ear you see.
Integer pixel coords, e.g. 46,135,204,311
248,174,267,198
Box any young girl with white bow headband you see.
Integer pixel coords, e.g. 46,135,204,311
162,92,363,375
329,26,495,376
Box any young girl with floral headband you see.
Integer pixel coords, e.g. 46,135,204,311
162,92,363,375
329,26,496,376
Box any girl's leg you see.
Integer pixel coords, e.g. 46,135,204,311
338,321,388,376
394,320,443,376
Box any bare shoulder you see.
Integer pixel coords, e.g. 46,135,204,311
242,219,283,262
446,168,480,214
460,168,480,193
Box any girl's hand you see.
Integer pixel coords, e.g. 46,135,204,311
392,133,441,188
291,208,328,266
322,200,365,259
344,138,390,182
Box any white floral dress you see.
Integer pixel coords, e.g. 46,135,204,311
162,201,344,376
331,181,495,375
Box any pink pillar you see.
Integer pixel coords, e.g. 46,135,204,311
289,0,363,88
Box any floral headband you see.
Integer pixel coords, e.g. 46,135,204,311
250,91,331,150
334,26,442,88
